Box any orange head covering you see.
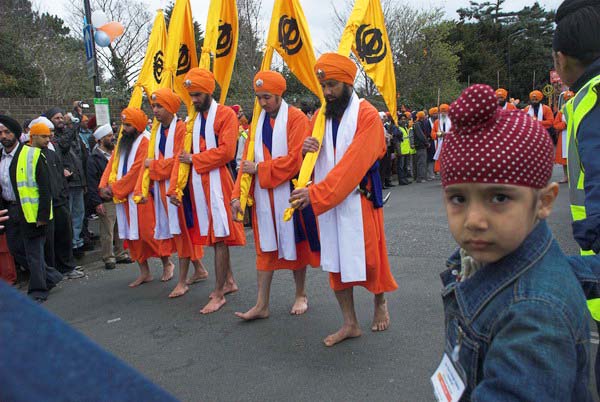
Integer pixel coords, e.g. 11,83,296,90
428,107,438,116
314,53,357,86
253,71,287,96
439,104,450,113
403,111,412,119
529,90,543,102
563,90,575,101
183,67,216,95
151,88,181,114
121,107,148,133
29,122,51,136
416,111,426,121
495,88,508,99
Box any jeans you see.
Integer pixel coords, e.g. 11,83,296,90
397,154,410,181
99,202,127,263
69,187,85,249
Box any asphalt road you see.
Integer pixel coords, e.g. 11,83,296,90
44,167,591,402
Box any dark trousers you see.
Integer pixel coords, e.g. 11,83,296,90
5,204,62,299
379,151,392,184
415,148,428,181
45,204,76,273
397,154,410,181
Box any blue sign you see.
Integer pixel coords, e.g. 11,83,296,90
83,24,94,62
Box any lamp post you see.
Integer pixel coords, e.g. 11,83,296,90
83,0,102,98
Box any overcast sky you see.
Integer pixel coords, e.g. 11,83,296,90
35,0,562,53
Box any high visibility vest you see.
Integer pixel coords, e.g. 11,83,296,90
15,145,52,224
400,126,411,155
567,73,600,320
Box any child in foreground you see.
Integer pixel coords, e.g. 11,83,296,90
432,84,592,401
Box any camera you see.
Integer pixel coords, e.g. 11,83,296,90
77,101,90,109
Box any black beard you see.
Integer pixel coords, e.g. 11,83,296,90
324,85,353,120
117,131,136,159
194,96,213,113
103,139,115,150
498,100,507,107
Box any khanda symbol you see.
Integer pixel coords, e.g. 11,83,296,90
153,50,164,84
216,21,233,58
176,44,191,76
278,15,302,55
356,24,387,64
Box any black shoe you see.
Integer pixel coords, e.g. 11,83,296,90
73,247,85,259
116,257,133,264
82,241,95,251
105,262,116,270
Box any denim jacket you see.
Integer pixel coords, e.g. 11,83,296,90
439,220,592,401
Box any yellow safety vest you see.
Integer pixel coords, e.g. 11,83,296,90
567,73,600,320
400,126,411,155
16,145,52,224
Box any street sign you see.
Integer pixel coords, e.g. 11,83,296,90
86,59,95,80
83,24,94,62
94,98,111,126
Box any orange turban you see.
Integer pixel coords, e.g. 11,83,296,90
563,90,575,101
495,88,508,99
151,88,181,114
183,67,216,95
314,53,357,86
529,90,543,101
253,71,286,96
29,122,51,136
121,107,148,133
403,111,412,118
428,107,438,116
439,104,450,113
416,111,426,120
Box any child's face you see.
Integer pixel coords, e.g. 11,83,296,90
444,182,558,264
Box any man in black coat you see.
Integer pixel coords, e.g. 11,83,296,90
0,115,62,302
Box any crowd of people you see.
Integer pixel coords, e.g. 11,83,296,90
3,0,600,399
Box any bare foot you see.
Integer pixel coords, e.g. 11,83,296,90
235,305,270,321
371,299,390,332
209,281,239,299
168,283,189,298
200,296,226,314
323,324,362,347
186,269,209,285
290,295,308,315
128,274,153,288
161,262,175,282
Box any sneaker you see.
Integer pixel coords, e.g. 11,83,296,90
105,262,116,270
88,214,99,221
65,269,85,279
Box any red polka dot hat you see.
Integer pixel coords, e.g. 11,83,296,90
440,84,554,189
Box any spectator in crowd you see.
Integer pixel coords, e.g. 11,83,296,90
412,111,429,183
87,124,131,270
47,107,88,258
29,118,84,280
0,116,62,302
425,108,438,180
111,121,118,134
20,118,32,144
378,112,395,189
396,113,411,186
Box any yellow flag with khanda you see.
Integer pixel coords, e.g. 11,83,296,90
200,0,238,104
338,0,397,121
110,9,167,202
237,0,324,220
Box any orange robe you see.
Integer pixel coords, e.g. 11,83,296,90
232,106,319,271
501,102,517,111
100,135,171,263
553,111,567,166
431,119,450,173
170,104,245,247
136,120,203,260
524,104,554,129
308,101,398,294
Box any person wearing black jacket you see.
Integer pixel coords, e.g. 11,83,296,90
0,116,62,302
87,125,130,270
412,111,429,183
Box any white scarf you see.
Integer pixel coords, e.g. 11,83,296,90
561,113,568,159
153,116,181,239
115,133,145,240
254,100,296,261
434,115,451,161
191,100,230,237
527,104,544,122
314,92,366,283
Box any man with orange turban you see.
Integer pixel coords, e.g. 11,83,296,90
99,107,173,288
135,88,208,298
495,88,517,110
431,103,451,174
231,71,320,321
290,53,398,346
524,90,554,131
425,107,438,180
174,68,246,314
553,90,575,184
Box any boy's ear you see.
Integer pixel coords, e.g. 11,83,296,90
537,182,559,220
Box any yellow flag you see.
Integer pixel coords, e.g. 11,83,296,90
238,0,325,220
338,0,397,121
110,10,167,202
200,0,238,104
